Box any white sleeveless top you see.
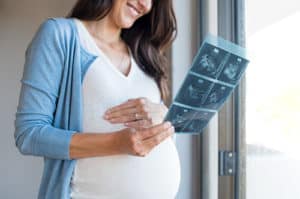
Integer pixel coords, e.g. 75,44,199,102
70,19,181,199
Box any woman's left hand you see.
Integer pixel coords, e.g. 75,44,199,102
103,98,168,128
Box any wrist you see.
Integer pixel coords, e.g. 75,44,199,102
111,129,124,154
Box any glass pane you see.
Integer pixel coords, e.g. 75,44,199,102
246,1,300,198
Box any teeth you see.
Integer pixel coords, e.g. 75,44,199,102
130,7,139,15
128,3,140,15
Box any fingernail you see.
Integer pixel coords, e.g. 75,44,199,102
164,122,171,128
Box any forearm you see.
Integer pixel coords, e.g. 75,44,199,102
69,131,121,159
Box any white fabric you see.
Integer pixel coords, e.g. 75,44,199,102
70,19,181,199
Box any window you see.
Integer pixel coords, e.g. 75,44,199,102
246,1,300,199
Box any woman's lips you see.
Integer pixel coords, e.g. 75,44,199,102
127,2,141,18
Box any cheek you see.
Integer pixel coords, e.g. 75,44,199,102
145,1,153,13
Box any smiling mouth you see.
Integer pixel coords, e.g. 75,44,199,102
127,2,142,16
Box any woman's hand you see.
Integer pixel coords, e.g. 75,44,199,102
103,98,168,128
116,121,174,157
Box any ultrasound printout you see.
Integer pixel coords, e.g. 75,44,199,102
164,35,249,134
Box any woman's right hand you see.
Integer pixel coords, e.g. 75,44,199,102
116,121,174,157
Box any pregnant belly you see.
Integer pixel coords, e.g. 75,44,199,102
70,138,181,199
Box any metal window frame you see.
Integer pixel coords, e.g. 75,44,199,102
199,0,219,199
199,0,246,199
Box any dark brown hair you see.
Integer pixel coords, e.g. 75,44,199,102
68,0,177,103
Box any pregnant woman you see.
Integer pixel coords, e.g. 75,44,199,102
14,0,180,199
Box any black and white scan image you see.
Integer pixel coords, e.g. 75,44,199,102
218,54,248,85
175,74,214,107
165,104,215,133
201,83,232,110
165,35,249,134
191,43,228,78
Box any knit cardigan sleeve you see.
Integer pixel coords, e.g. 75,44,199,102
14,19,77,160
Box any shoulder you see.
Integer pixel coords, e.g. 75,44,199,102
28,17,77,53
37,17,75,39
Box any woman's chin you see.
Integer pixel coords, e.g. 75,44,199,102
121,24,134,29
120,18,137,29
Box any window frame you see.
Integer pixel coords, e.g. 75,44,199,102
199,0,246,199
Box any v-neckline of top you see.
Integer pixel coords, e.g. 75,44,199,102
75,18,135,80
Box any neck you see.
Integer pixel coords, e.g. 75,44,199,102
82,16,122,45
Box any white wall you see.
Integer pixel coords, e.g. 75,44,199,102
173,1,201,199
0,0,200,198
0,0,76,198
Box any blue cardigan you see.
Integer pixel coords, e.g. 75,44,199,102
14,17,97,198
